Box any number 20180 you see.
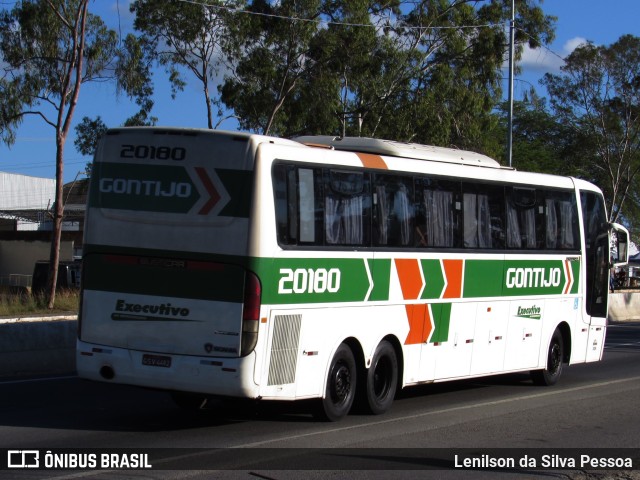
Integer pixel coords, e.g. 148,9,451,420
120,144,186,161
278,268,341,294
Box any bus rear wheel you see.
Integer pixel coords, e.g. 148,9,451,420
531,329,564,386
316,343,357,422
363,340,398,415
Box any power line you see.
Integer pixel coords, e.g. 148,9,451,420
176,0,569,72
176,0,503,31
0,159,88,172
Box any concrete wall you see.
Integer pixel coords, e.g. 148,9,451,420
608,291,640,322
0,316,77,378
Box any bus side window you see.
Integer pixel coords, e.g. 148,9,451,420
415,178,459,248
373,174,414,247
462,183,504,249
506,187,541,249
273,164,296,245
545,191,579,250
273,164,324,246
324,169,370,246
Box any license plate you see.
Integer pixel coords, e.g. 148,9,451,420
142,354,172,368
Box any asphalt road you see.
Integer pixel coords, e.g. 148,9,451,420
1,322,639,480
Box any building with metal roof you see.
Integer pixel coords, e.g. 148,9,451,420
0,172,85,289
0,172,56,230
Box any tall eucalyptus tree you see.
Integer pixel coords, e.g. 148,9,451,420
0,0,152,307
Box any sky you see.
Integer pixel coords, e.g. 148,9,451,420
2,0,640,184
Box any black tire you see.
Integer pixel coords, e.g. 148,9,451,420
364,340,398,415
316,343,357,422
170,391,209,410
531,329,564,386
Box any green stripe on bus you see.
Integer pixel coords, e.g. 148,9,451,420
430,303,452,343
89,163,252,217
463,259,574,298
217,169,253,217
463,260,505,297
83,253,245,302
256,258,370,305
421,259,445,299
570,260,581,294
83,247,582,306
89,163,199,213
500,259,570,297
368,259,391,301
257,257,581,305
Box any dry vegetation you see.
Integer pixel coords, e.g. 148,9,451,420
0,289,79,317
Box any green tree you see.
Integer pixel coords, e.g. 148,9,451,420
542,35,640,223
492,92,578,175
220,0,555,156
371,0,555,155
131,0,242,129
0,0,152,307
74,32,158,168
220,0,326,135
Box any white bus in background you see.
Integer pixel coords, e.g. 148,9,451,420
77,128,629,421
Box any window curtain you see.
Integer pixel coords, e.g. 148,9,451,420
325,195,364,245
325,195,342,244
522,208,536,248
424,190,453,247
508,203,536,249
463,193,478,248
343,196,363,244
395,185,411,246
559,201,575,248
477,194,492,248
376,185,388,244
546,199,558,248
464,193,491,248
506,202,521,248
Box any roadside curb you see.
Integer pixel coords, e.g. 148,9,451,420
0,314,77,324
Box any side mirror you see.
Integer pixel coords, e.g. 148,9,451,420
610,222,629,267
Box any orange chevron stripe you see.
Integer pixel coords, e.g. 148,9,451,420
395,258,423,300
442,259,464,299
404,304,432,345
563,259,573,294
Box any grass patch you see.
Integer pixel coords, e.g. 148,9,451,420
0,289,79,317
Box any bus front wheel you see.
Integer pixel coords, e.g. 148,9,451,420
316,343,357,421
531,329,564,386
363,340,398,415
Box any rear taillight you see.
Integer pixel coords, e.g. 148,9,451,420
241,271,261,356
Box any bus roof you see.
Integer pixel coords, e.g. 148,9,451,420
294,136,503,169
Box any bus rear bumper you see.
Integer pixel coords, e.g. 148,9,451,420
76,340,260,398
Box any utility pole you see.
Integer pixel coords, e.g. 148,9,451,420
507,0,515,168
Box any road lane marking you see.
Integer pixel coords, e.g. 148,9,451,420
0,375,76,385
25,375,640,478
237,375,640,448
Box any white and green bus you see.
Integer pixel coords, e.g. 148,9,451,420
77,128,629,421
